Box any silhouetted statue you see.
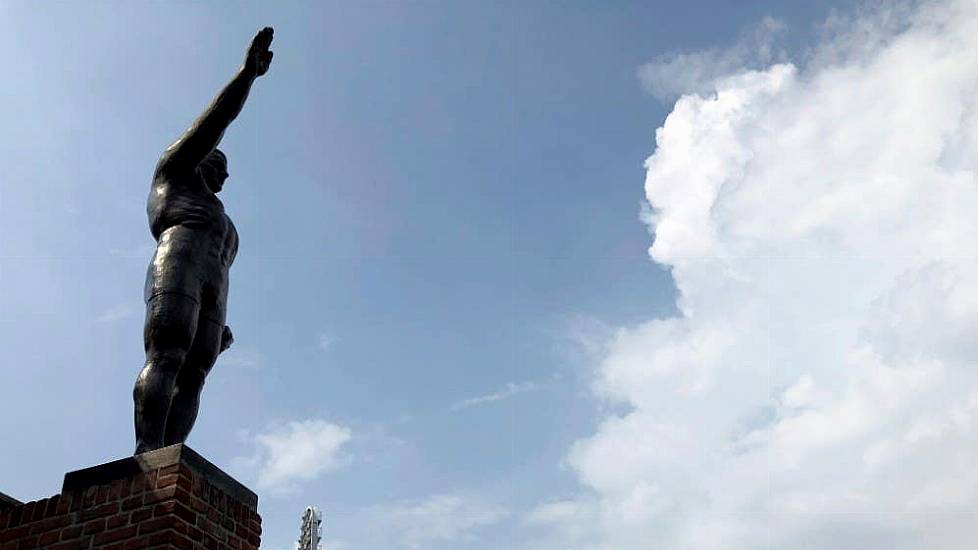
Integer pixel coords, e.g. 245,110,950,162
133,28,274,454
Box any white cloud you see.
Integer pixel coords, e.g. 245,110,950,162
536,1,978,548
233,419,352,495
637,16,787,102
376,494,508,549
450,381,540,411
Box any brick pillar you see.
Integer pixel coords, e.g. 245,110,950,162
0,444,261,549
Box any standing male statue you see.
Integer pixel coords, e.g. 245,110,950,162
133,28,274,454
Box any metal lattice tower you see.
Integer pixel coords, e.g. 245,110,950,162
297,506,323,550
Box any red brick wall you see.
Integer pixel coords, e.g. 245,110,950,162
0,462,261,550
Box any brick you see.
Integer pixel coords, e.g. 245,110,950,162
191,476,205,498
147,530,176,546
187,526,203,542
14,534,36,549
82,519,105,535
175,463,194,479
59,525,83,540
44,496,62,518
95,485,109,505
143,487,176,506
121,495,143,512
152,502,176,517
1,526,29,543
56,495,71,515
81,486,97,509
156,474,178,489
130,507,153,524
93,525,138,546
190,495,208,513
7,508,22,529
246,520,261,536
199,518,226,542
169,502,196,527
172,533,195,550
28,514,70,534
107,479,126,502
123,535,152,549
67,491,84,513
38,530,60,546
107,512,129,529
31,499,47,523
145,470,158,491
18,504,34,526
130,473,147,495
49,539,93,550
176,474,194,492
48,539,93,550
208,487,224,510
206,507,221,523
78,502,119,522
137,517,173,536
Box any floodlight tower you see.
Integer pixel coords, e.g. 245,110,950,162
297,506,323,550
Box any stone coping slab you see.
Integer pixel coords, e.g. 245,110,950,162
61,443,257,508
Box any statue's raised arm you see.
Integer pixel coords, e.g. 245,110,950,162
158,27,274,174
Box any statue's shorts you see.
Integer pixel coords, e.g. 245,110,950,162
144,225,229,326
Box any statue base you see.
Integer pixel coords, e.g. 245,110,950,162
0,444,261,549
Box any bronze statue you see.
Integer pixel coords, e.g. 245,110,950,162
133,28,274,454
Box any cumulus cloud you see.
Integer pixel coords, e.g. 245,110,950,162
376,494,508,549
450,381,540,411
536,1,978,548
233,419,352,495
637,16,787,102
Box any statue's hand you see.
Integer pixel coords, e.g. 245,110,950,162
220,325,234,353
244,27,274,77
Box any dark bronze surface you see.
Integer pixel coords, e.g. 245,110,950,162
133,28,274,455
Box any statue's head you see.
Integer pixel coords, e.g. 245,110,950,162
200,149,229,193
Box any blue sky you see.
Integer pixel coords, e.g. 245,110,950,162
6,1,978,549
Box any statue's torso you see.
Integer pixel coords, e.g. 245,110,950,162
145,170,238,318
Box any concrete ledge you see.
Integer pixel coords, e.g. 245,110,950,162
0,491,20,510
62,443,257,508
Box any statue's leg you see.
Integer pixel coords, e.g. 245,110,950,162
133,293,199,454
163,317,222,446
